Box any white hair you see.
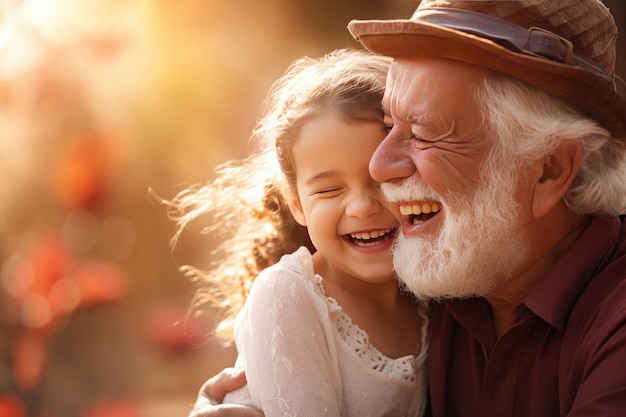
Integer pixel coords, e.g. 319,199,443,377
475,74,626,216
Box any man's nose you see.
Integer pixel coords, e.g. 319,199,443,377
369,131,416,184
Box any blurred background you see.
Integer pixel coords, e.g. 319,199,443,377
0,1,624,416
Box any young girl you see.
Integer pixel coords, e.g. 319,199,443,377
169,49,428,417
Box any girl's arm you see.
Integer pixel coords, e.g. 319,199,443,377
236,262,343,416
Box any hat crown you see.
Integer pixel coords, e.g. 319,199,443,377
414,0,618,77
348,0,626,137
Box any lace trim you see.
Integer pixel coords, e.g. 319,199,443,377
313,274,417,383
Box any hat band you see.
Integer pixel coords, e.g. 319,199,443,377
417,7,614,86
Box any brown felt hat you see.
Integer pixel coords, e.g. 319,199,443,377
348,0,626,138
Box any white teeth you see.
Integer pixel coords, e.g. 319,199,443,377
399,202,441,216
350,228,392,240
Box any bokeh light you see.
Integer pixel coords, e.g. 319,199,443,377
0,1,623,416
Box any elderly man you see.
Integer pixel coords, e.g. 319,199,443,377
191,0,626,416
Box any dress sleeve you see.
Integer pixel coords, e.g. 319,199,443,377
233,261,344,417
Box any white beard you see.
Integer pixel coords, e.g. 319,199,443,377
383,158,529,300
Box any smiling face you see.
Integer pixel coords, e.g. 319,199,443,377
371,57,530,299
288,109,400,284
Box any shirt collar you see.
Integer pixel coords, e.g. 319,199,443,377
442,216,623,345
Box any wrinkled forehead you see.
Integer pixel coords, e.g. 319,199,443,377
383,58,489,131
383,58,490,140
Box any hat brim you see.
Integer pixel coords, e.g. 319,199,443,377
348,19,626,139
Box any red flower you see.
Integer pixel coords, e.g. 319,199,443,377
49,132,122,210
146,306,214,352
2,226,130,391
0,393,27,417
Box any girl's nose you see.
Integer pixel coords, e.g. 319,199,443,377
345,188,383,219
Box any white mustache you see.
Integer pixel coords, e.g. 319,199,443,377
381,179,441,204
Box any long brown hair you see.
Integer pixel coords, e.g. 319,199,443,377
165,48,390,342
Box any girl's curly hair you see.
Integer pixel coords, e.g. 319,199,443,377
164,48,391,342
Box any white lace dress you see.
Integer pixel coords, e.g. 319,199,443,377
223,246,428,417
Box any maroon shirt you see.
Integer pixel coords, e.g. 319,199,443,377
427,216,626,417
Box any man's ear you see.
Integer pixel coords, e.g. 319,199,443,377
532,141,582,219
288,197,307,227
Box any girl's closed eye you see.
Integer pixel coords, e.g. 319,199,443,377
314,186,342,196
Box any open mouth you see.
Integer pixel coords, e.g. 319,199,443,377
347,228,397,247
399,202,442,225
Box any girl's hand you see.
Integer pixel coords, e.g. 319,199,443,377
189,368,264,417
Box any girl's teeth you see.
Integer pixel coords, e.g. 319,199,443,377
351,228,392,240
